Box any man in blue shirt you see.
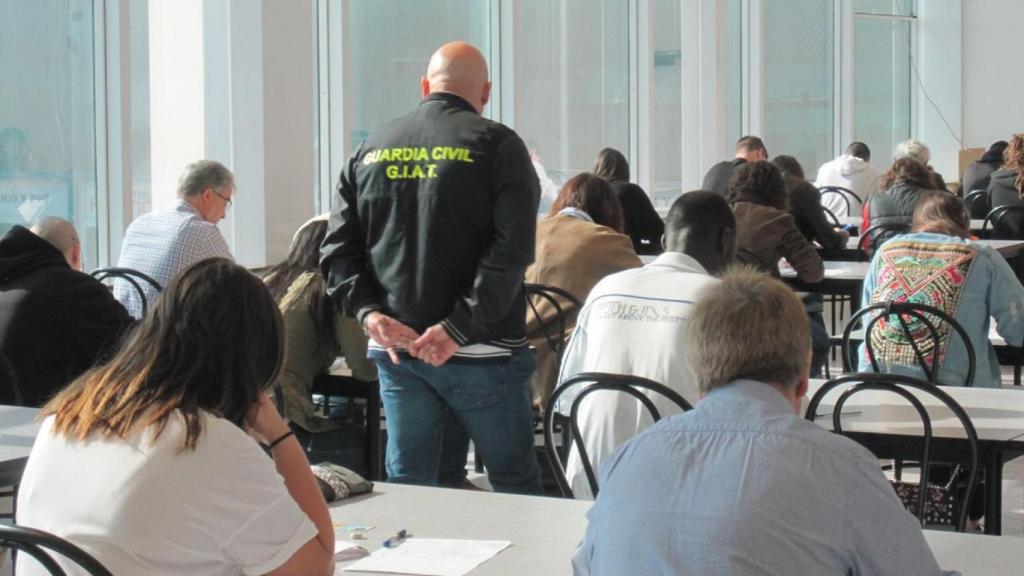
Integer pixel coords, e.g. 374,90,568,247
572,268,952,576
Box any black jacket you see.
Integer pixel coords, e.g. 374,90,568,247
962,149,1004,196
865,183,933,250
0,226,131,406
320,93,540,346
987,169,1022,209
784,175,846,251
702,158,747,198
610,181,664,255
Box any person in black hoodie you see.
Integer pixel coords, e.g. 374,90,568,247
961,140,1007,197
701,135,767,198
591,147,664,255
0,220,131,406
987,133,1024,209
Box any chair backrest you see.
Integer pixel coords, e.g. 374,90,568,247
821,206,841,228
842,301,976,387
524,283,582,367
0,350,23,406
962,189,991,220
804,373,979,531
90,267,163,317
858,222,909,257
0,524,114,576
543,372,693,499
983,205,1024,239
819,186,862,216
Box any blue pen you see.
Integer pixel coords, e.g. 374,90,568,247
382,529,411,549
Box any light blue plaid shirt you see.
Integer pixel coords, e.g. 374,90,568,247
572,380,955,576
114,200,232,317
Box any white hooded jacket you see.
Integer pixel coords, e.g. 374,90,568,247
814,154,880,217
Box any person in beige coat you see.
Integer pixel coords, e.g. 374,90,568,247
525,173,642,405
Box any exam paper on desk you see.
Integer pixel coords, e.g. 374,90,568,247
341,539,512,576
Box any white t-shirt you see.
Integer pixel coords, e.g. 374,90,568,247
556,252,717,499
16,413,317,576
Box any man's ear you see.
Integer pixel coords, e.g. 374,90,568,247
420,76,431,99
720,227,736,261
69,242,82,271
480,81,492,109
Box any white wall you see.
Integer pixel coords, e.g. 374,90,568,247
917,0,961,182
962,0,1024,151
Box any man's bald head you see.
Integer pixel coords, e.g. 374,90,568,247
421,41,491,113
30,217,82,270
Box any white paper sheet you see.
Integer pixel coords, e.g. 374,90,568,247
823,268,848,277
341,538,512,576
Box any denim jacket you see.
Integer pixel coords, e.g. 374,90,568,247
859,232,1024,387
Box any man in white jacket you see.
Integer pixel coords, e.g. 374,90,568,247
555,191,735,499
814,142,880,217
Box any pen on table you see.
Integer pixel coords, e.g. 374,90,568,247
382,529,411,549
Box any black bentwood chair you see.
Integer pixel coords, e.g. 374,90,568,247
0,524,114,575
543,372,692,499
90,267,164,317
818,186,862,217
805,373,980,531
842,301,976,388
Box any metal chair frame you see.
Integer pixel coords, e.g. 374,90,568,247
543,372,692,499
963,189,991,221
0,524,114,575
821,206,841,228
858,222,910,257
90,267,163,317
805,373,980,531
310,375,383,480
818,186,862,217
982,205,1024,238
525,283,582,368
842,301,976,387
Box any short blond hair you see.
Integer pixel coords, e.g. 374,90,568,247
686,267,810,393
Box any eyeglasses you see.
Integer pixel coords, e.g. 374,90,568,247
212,188,233,208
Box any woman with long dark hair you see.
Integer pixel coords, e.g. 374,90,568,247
264,218,376,465
591,147,665,255
16,258,334,576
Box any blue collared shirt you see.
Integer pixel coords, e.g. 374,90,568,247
114,200,232,318
572,380,954,576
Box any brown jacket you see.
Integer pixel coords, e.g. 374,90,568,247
733,202,824,283
524,215,642,404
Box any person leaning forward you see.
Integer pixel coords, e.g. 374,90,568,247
320,41,542,494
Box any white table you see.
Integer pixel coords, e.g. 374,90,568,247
840,235,1024,258
331,483,587,575
837,216,988,232
0,405,40,486
806,378,1024,534
331,483,1021,575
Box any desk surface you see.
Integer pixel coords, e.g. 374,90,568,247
806,379,1024,443
636,257,872,282
780,259,871,281
841,235,1024,257
331,483,588,575
332,483,1021,576
837,216,988,231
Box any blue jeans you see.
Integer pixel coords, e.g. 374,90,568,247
375,348,542,495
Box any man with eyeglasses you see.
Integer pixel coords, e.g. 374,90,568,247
114,160,234,318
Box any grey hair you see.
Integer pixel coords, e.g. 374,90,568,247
685,266,810,394
177,160,234,199
30,217,80,255
894,139,930,164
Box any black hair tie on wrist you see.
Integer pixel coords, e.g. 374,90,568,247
268,430,295,450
